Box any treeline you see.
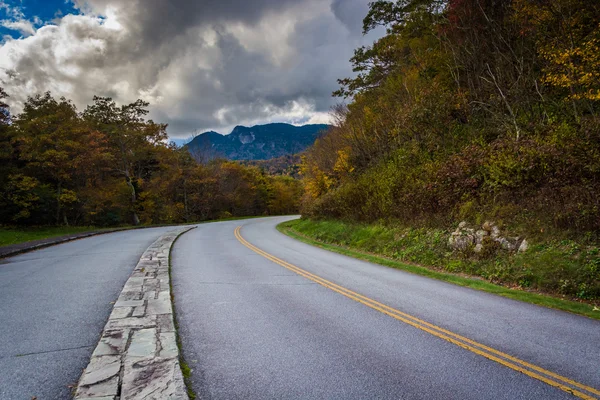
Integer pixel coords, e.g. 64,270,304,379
0,90,302,226
241,154,303,178
302,0,600,239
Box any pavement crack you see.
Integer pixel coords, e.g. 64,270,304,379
10,344,95,358
194,281,317,286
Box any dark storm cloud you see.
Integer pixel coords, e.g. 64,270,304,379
0,0,379,137
73,0,302,47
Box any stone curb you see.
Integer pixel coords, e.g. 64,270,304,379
74,227,195,400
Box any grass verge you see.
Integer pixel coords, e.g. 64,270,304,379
278,219,600,320
168,228,197,400
0,215,270,248
0,226,113,247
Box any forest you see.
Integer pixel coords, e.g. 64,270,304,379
301,0,600,238
0,90,302,227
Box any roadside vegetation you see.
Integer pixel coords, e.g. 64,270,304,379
282,219,599,303
298,1,600,303
0,226,104,247
0,90,302,228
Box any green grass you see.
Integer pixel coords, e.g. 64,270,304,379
278,219,600,320
0,226,113,247
0,215,271,248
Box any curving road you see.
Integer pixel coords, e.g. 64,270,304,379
172,216,600,400
1,217,599,399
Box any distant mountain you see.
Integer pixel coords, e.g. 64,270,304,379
186,123,330,161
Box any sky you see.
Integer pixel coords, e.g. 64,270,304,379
0,0,381,140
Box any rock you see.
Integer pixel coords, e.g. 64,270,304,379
127,328,157,359
496,237,518,251
450,221,527,255
449,219,530,256
122,358,187,400
475,230,488,242
518,239,529,252
491,226,501,239
448,231,476,251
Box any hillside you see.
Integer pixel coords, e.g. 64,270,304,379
299,0,600,301
187,123,329,161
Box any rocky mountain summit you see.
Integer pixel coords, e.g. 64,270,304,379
186,123,329,161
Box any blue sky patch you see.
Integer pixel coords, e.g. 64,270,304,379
0,0,79,38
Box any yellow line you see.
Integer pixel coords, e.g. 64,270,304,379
234,226,600,400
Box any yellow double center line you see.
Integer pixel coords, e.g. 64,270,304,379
235,226,600,399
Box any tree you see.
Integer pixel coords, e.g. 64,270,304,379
513,0,600,119
84,97,167,225
0,87,9,126
12,93,86,225
335,0,445,98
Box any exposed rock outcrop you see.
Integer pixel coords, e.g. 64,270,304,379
449,221,528,255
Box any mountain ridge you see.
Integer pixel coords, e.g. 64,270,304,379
186,122,330,161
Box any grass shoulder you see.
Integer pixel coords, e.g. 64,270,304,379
0,226,115,247
0,215,268,248
277,219,599,320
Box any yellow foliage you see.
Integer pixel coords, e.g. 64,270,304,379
302,165,334,199
333,148,355,175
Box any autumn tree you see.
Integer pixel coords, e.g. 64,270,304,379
513,0,600,120
0,87,27,223
83,97,167,225
11,93,89,224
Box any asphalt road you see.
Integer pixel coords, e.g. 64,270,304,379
172,216,600,400
0,226,181,400
2,217,598,399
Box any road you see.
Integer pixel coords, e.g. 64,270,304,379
1,217,598,399
172,216,600,400
0,226,181,400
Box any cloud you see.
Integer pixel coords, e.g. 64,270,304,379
0,1,41,37
1,19,36,36
0,0,378,138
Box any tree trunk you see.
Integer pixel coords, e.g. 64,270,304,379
183,178,189,222
125,170,140,226
56,181,62,225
